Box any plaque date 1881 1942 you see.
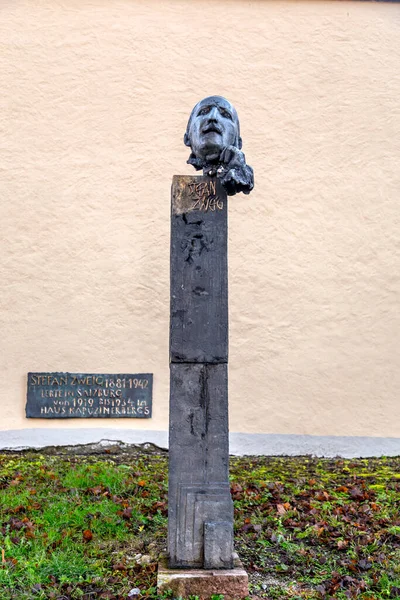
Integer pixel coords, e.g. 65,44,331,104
26,372,153,419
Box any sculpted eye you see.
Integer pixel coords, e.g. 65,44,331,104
198,106,211,116
220,108,232,120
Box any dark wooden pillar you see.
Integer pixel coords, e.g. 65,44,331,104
168,175,234,569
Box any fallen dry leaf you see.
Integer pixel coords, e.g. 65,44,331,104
82,529,93,542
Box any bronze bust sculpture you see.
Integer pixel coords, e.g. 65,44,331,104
184,96,254,196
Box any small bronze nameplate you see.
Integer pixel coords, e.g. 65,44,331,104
26,372,152,419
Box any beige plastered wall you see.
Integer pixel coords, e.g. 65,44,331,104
1,0,400,448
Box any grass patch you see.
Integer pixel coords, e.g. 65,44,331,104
0,453,400,599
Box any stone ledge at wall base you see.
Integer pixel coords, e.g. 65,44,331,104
157,555,248,600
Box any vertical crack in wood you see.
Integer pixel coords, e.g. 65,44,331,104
199,364,210,480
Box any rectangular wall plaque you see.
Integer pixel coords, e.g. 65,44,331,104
26,372,153,419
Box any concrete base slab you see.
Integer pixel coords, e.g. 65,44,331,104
157,557,248,600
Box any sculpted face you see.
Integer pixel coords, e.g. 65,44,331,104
185,96,242,163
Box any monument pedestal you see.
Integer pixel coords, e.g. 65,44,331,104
168,176,234,570
167,174,248,594
157,556,249,600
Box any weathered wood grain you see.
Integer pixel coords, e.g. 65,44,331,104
170,175,228,364
168,363,233,569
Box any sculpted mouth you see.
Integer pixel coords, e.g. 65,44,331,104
202,124,222,135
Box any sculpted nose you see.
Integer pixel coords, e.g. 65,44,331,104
207,106,219,121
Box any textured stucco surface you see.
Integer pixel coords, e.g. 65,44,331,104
1,0,400,450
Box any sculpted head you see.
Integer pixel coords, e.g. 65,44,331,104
184,96,242,168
